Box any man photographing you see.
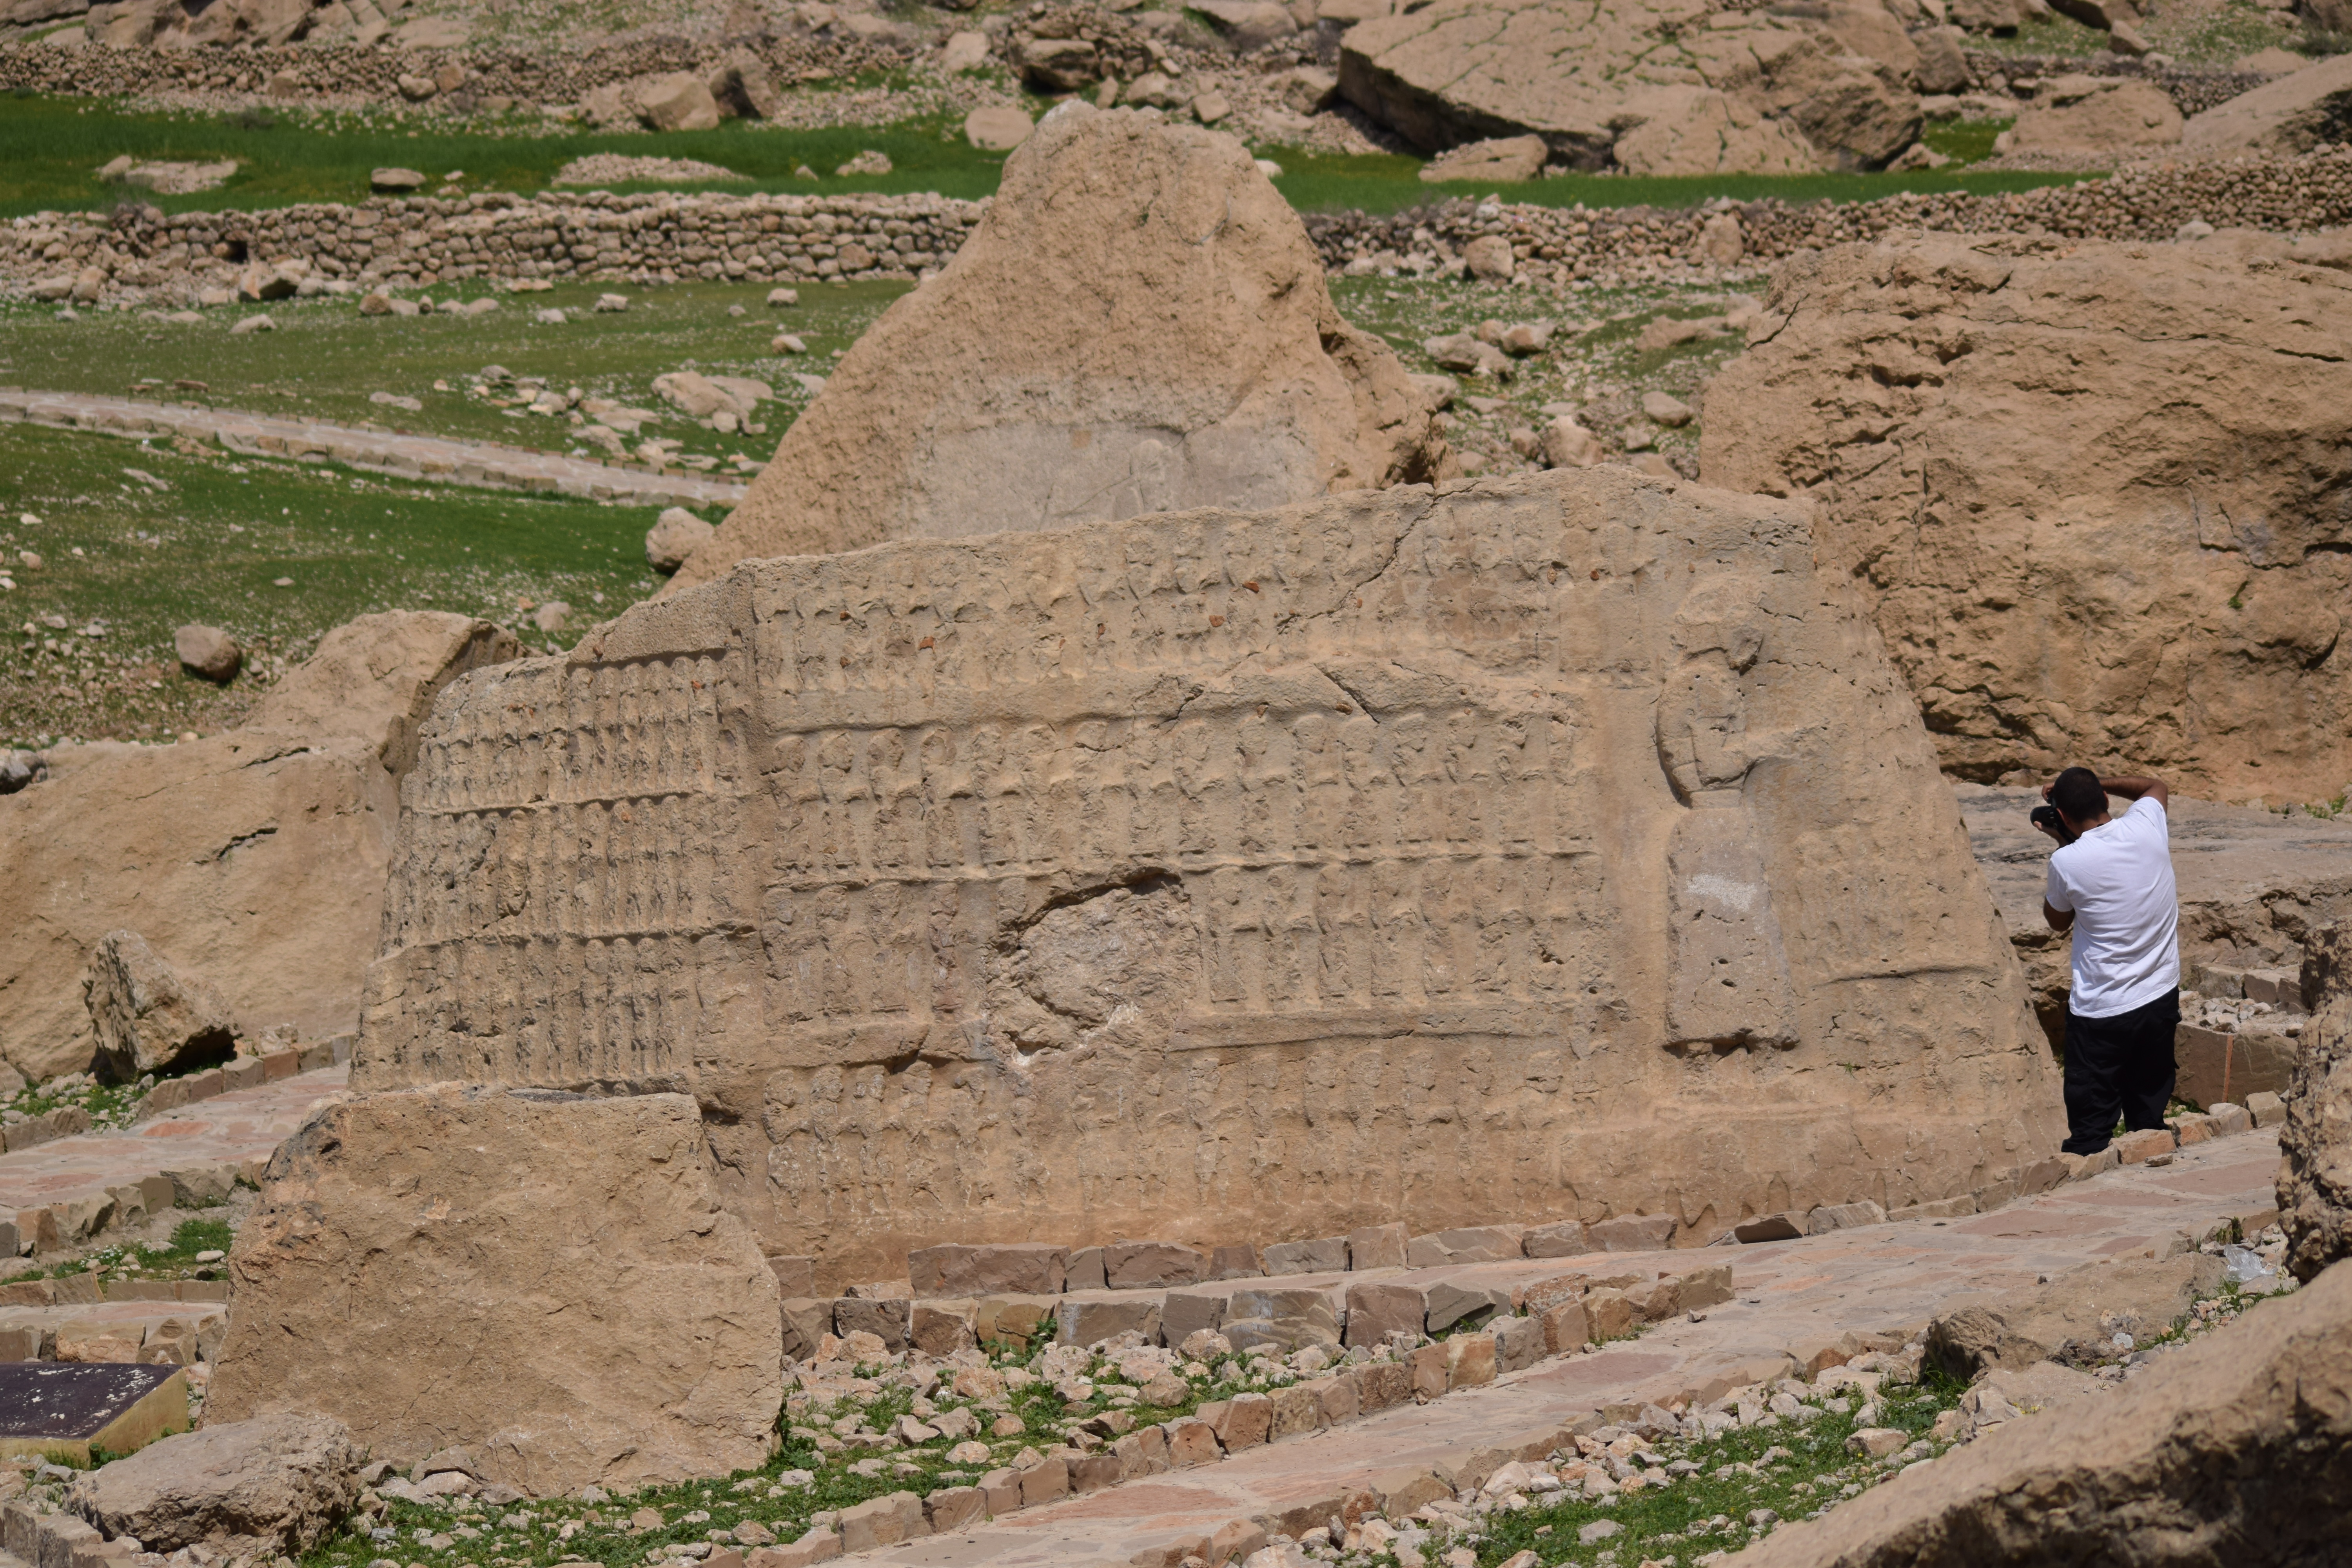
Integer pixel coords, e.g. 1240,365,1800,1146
2036,768,2179,1157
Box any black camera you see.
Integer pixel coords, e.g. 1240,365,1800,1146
2031,805,2077,846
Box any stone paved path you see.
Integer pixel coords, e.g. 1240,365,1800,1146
0,388,747,508
0,1065,345,1216
857,1128,2285,1567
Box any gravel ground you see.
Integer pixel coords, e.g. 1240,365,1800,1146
553,152,744,183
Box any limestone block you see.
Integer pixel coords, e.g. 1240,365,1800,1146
1521,1220,1588,1258
1357,1359,1413,1412
1492,1314,1544,1372
2004,74,2181,156
908,1243,1067,1298
1409,1341,1449,1398
910,1303,977,1357
1424,1281,1509,1334
1261,1236,1348,1275
1590,1214,1678,1251
779,1298,832,1363
2185,53,2352,156
1539,1300,1590,1354
1343,1282,1426,1346
1016,1457,1068,1505
1161,1289,1225,1346
1405,1226,1524,1267
1105,1240,1205,1289
205,1087,782,1495
766,1256,816,1296
67,1416,361,1553
1210,1244,1263,1278
357,467,2065,1283
1268,1383,1325,1439
1221,1287,1341,1352
1057,1296,1160,1347
2281,984,2352,1281
1208,1392,1272,1451
1067,1248,1107,1292
922,1487,983,1533
834,1297,910,1350
83,931,236,1080
669,105,1443,588
1444,1333,1497,1387
1585,1290,1635,1341
1347,1223,1408,1270
1163,1417,1220,1466
836,1492,925,1552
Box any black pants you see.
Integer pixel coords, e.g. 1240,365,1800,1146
2061,986,2180,1155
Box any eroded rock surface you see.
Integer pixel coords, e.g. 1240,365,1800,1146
1732,1258,2352,1567
1925,1254,2226,1379
2281,924,2352,1281
361,466,2062,1287
1335,0,1923,173
66,1414,361,1552
2184,51,2352,156
205,1087,780,1495
83,930,237,1080
671,104,1445,589
0,612,518,1081
1702,234,2352,802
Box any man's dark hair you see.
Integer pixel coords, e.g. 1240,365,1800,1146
2053,766,2108,826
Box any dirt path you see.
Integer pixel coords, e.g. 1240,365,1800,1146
0,388,748,508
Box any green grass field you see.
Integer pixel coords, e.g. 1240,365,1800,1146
2,92,2082,221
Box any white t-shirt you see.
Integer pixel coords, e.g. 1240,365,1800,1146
2044,796,2179,1018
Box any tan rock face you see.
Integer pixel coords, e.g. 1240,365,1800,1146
65,1414,361,1552
1334,0,1922,172
1735,1258,2352,1567
1700,235,2352,800
670,105,1444,588
2003,74,2182,156
2184,51,2352,156
359,466,2062,1286
83,929,237,1079
2281,923,2352,1282
0,612,518,1081
206,1086,781,1495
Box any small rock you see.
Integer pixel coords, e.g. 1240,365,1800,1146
368,391,423,413
370,167,427,192
645,508,716,574
358,292,392,316
965,105,1034,151
67,1413,362,1552
1848,1426,1909,1458
768,288,800,306
1577,1519,1621,1545
535,308,568,325
531,601,572,634
229,315,275,335
465,298,499,317
727,304,747,318
1463,234,1516,279
1642,391,1695,427
836,150,893,176
85,929,236,1078
595,293,630,312
773,334,807,354
174,624,243,682
1192,92,1232,125
1542,415,1604,468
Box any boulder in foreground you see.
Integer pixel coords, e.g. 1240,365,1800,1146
2184,51,2352,155
1702,233,2352,802
67,1413,360,1552
2281,923,2352,1282
83,929,236,1080
205,1086,781,1495
1728,1258,2352,1566
669,103,1446,588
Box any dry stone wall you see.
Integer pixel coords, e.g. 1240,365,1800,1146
353,465,2065,1286
18,147,2352,303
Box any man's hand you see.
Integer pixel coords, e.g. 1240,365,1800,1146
2099,773,2169,811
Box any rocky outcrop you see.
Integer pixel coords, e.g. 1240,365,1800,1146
2001,73,2183,157
670,104,1445,587
82,930,237,1080
2183,51,2352,156
66,1414,361,1553
1335,0,1924,173
1924,1254,2226,1379
0,611,517,1082
2280,923,2352,1282
1730,1258,2352,1567
1701,234,2352,802
205,1087,781,1495
360,465,2063,1287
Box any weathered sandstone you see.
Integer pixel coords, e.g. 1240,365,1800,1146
65,1414,361,1552
206,1086,780,1495
1702,234,2352,802
2000,74,2182,157
670,104,1444,588
2280,923,2352,1281
2183,51,2352,156
82,929,237,1080
1335,0,1923,173
359,465,2063,1287
0,612,517,1080
1730,1258,2352,1566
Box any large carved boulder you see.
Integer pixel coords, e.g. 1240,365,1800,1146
1701,234,2352,802
359,466,2063,1288
0,613,517,1082
205,1087,781,1495
1334,0,1922,172
668,104,1445,590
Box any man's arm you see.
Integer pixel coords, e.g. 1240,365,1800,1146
2044,900,2074,933
2099,773,2169,811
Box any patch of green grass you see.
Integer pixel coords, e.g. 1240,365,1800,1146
0,96,1012,218
1923,118,2014,166
1260,145,2094,217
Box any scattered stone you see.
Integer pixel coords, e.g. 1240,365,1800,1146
836,150,894,176
596,293,629,312
634,72,724,132
83,929,236,1080
370,167,426,192
1926,1254,2227,1378
229,314,274,334
552,154,741,187
67,1413,361,1551
964,105,1036,151
98,157,237,195
1642,391,1694,427
207,1087,782,1495
1420,135,1548,184
1541,414,1604,468
645,508,717,575
173,623,242,682
940,29,990,72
